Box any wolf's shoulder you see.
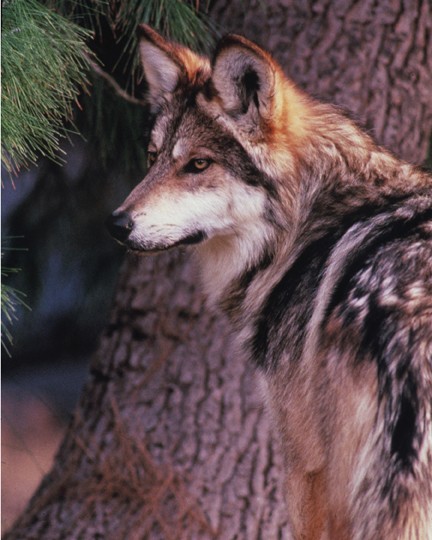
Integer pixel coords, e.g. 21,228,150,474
323,194,432,363
331,191,432,307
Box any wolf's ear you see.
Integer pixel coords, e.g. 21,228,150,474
137,25,184,110
211,35,276,123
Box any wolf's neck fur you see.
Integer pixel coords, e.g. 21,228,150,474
196,106,428,333
196,217,278,308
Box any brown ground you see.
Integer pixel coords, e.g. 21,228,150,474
1,391,66,532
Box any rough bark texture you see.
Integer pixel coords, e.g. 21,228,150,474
5,1,432,538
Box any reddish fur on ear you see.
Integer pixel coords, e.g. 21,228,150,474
136,24,165,43
137,25,210,110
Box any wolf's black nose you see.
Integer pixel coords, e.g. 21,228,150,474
106,210,134,242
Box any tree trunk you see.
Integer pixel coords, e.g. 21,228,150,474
5,1,431,538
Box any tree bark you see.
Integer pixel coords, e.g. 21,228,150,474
5,1,432,538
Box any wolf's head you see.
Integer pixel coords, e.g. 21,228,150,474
106,26,311,300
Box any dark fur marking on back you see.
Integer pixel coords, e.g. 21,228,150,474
391,373,419,470
251,200,390,370
252,197,432,372
326,204,432,322
360,293,421,472
251,232,337,370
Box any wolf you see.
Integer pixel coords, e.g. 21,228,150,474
106,25,432,540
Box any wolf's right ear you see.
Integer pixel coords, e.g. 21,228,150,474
137,25,183,111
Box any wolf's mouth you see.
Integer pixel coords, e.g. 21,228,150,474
127,230,207,254
173,230,207,247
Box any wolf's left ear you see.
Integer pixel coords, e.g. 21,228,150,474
211,35,276,123
137,25,184,111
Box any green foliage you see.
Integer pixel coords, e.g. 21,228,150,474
118,0,212,46
1,0,92,173
1,248,30,357
114,0,215,77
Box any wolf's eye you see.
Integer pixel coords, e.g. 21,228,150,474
147,151,157,168
185,158,212,174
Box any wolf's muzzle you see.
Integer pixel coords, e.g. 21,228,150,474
106,210,134,243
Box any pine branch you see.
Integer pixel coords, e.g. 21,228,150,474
84,53,147,107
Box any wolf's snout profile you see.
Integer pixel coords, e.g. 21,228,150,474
108,24,432,540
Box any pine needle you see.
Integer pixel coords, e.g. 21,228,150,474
1,244,30,357
1,0,92,173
